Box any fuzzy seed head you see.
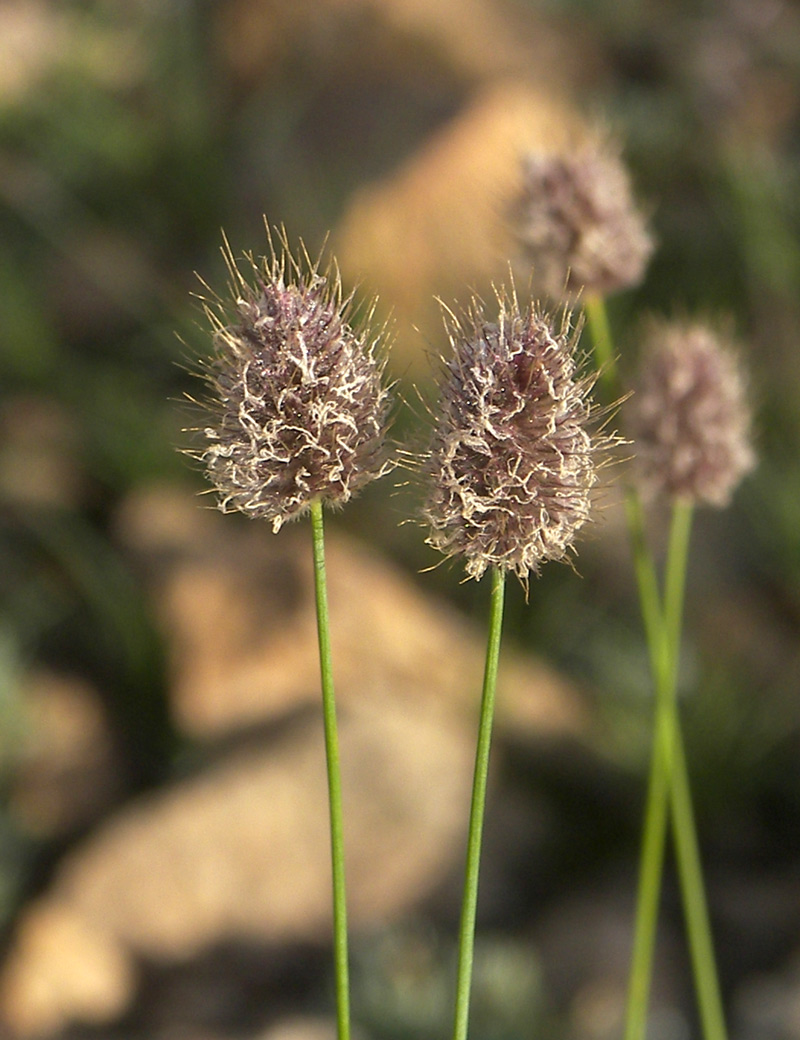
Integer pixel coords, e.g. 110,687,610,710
422,290,614,585
628,319,755,507
510,139,654,301
195,231,391,530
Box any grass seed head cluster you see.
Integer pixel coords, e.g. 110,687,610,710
192,132,754,578
421,289,616,585
628,318,755,507
198,232,392,532
510,137,654,301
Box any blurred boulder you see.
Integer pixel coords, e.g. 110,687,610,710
0,484,589,1036
215,0,576,88
0,700,472,1036
0,900,135,1038
260,1018,337,1040
114,485,588,742
333,81,586,375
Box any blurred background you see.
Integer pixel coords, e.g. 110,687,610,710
1,1,799,1038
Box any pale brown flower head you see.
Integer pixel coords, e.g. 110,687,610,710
195,229,392,531
422,288,615,585
628,319,755,507
510,138,654,301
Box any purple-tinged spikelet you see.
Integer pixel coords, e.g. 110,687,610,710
628,319,755,507
195,229,392,531
510,138,654,301
422,288,616,585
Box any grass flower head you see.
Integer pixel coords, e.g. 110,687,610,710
422,287,616,586
628,318,755,507
510,136,653,301
196,228,392,531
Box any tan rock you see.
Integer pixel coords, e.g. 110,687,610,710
0,901,135,1038
258,1018,338,1040
57,701,474,952
214,0,571,87
115,485,587,741
333,81,587,376
0,700,472,1036
0,484,591,1036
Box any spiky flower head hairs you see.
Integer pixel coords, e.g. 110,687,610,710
422,287,616,586
194,227,392,531
628,318,755,507
509,136,654,301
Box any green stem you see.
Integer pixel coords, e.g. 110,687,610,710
625,479,728,1040
624,491,663,663
662,503,693,680
585,299,668,1040
623,502,673,1040
656,501,728,1040
624,715,672,1040
584,292,618,396
310,499,350,1040
452,565,506,1040
670,722,728,1039
587,292,727,1040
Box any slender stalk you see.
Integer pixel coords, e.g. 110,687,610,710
452,565,506,1040
586,295,727,1040
670,731,728,1040
623,502,673,1040
662,503,693,680
624,714,672,1040
664,505,727,1040
310,499,350,1040
627,466,728,1040
623,490,662,664
585,292,617,395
